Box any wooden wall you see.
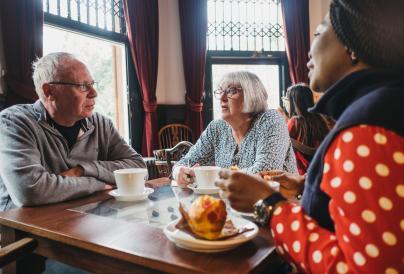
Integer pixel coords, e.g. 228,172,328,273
156,104,186,130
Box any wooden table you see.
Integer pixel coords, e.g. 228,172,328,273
0,186,276,274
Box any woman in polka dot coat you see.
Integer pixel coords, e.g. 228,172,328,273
216,1,404,273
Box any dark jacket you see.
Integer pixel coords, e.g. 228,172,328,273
302,69,404,231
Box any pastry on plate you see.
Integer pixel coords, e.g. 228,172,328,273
178,195,227,240
176,195,254,241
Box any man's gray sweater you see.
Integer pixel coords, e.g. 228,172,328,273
0,100,145,211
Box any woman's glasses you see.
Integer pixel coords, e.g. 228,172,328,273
213,87,242,99
48,81,97,93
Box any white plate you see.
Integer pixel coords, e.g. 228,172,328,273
163,217,258,253
108,187,154,202
187,183,219,195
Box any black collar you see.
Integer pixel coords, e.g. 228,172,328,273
309,69,404,120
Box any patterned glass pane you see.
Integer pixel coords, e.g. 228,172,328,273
44,0,125,34
207,0,285,51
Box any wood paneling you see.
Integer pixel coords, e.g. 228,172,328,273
156,104,186,130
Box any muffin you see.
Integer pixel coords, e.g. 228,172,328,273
180,195,227,240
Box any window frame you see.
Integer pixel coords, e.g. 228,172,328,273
43,13,143,152
44,13,127,43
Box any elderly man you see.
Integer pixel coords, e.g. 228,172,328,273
0,52,145,211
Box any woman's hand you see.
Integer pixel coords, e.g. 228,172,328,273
269,172,305,199
215,170,274,213
176,166,196,187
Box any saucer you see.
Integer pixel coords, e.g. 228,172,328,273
187,183,219,195
109,187,154,202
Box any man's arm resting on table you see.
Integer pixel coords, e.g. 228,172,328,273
0,119,105,207
77,118,146,183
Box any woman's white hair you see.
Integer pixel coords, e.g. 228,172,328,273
219,71,268,115
32,52,77,100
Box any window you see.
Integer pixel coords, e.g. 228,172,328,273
43,26,129,139
207,0,285,51
205,0,289,123
44,0,125,34
43,0,130,141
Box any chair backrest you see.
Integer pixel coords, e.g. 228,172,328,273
165,141,193,175
144,157,160,180
151,141,193,178
158,124,193,149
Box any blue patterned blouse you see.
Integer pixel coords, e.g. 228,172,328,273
174,110,298,175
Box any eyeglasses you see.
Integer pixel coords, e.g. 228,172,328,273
48,81,97,92
281,96,289,102
213,87,242,99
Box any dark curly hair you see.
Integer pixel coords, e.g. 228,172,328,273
330,0,404,69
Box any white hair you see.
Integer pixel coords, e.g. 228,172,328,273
32,52,78,100
219,71,268,115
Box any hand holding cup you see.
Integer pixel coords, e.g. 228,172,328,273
262,171,305,199
177,166,196,187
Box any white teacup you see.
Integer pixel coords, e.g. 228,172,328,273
268,181,280,192
193,166,221,189
113,168,148,195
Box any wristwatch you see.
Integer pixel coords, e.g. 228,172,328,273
254,192,286,226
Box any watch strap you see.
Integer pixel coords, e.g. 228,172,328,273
254,193,286,226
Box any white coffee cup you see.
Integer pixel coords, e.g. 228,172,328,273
113,168,148,195
268,181,280,192
193,166,221,188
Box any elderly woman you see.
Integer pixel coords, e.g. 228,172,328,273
173,71,297,186
216,1,403,273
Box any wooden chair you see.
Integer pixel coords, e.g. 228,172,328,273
144,157,160,180
151,141,193,179
0,237,37,267
158,124,193,149
165,141,193,175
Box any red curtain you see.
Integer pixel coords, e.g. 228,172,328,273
281,0,310,84
0,0,43,107
178,0,207,140
123,0,159,156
